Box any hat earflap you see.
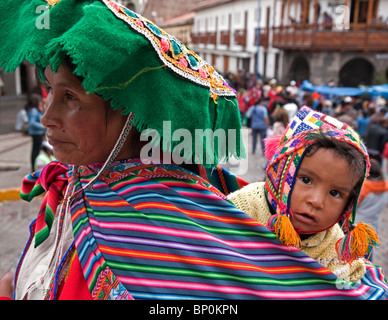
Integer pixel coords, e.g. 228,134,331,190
267,211,302,249
335,221,380,264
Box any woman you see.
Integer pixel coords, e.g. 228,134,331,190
0,0,387,300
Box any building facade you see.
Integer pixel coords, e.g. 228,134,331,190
192,0,274,79
141,0,202,24
191,0,388,87
2,0,388,98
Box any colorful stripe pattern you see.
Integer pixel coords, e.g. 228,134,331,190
20,162,69,247
65,160,387,300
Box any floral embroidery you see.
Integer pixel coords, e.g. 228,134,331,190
103,0,235,100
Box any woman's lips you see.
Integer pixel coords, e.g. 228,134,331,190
47,136,68,146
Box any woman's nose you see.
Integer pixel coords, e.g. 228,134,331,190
40,95,61,128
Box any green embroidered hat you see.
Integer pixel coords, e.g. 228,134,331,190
0,0,244,166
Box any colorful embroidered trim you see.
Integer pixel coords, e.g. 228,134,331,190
103,0,236,101
91,267,134,300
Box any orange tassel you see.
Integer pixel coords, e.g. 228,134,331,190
268,214,301,249
336,222,380,264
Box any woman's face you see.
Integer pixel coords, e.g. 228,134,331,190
41,64,130,165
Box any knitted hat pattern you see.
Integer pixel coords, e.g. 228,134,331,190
0,0,243,166
264,106,379,263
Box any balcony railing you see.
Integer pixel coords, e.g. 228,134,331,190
272,23,388,52
220,30,230,46
234,29,247,47
191,31,216,45
254,28,269,48
191,23,388,52
192,29,269,48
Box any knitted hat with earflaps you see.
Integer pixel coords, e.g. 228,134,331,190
264,106,379,263
0,0,244,167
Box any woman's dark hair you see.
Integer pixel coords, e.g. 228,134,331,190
305,131,366,198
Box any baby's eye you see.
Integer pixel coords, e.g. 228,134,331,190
301,176,311,184
329,190,341,198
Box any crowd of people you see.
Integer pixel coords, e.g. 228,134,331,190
228,73,388,164
227,73,388,244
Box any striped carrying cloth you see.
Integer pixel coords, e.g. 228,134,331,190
20,160,388,299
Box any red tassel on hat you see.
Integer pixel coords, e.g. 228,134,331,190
335,222,380,264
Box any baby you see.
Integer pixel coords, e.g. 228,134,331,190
229,106,379,282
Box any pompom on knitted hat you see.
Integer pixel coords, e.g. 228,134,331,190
264,106,379,263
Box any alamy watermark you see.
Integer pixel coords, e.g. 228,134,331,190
35,5,50,29
334,5,350,30
139,122,249,175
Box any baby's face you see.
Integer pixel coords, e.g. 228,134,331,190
290,148,355,234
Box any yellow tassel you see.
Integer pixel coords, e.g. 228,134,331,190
336,222,380,264
268,214,301,249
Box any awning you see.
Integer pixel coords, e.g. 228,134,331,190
301,80,388,99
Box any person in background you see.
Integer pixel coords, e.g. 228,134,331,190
283,94,299,121
34,140,56,172
356,109,371,141
246,97,270,154
321,99,335,116
366,115,388,164
286,80,298,98
27,94,46,172
335,96,353,117
14,104,30,134
356,159,388,261
322,11,333,30
237,88,247,122
270,103,289,136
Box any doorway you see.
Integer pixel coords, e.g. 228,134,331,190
339,57,374,87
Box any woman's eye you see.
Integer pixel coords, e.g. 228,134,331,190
65,91,76,100
44,83,52,93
